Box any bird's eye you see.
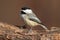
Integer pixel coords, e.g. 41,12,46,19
21,11,26,14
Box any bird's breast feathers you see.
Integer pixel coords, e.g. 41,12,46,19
25,18,40,27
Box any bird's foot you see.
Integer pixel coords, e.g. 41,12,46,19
28,29,33,33
20,25,26,29
26,29,37,35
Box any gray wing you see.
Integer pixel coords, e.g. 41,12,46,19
29,17,41,24
28,13,42,24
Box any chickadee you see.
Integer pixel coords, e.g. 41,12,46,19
20,7,48,31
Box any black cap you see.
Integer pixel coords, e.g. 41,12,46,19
21,7,30,10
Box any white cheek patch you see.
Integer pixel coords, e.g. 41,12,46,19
23,9,33,13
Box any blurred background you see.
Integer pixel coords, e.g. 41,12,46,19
0,0,60,29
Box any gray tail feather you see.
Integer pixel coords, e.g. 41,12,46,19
39,23,48,30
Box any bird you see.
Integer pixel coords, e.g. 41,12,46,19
19,7,49,32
